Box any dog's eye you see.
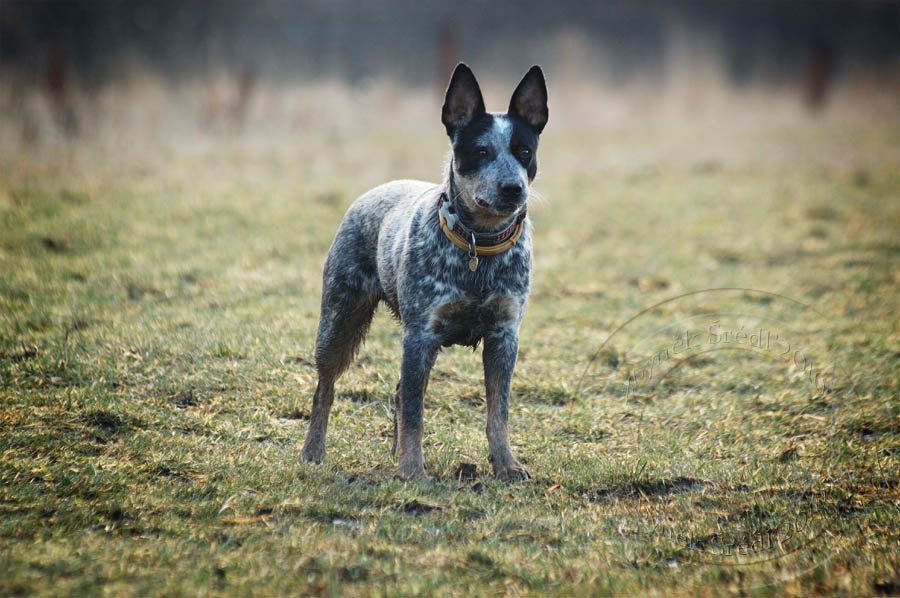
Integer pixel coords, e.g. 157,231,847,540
476,147,489,158
519,148,532,159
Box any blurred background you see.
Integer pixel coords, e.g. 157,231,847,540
0,0,897,170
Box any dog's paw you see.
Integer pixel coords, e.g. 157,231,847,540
395,461,429,481
300,444,325,463
491,456,531,482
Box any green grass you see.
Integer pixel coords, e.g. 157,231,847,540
1,101,899,597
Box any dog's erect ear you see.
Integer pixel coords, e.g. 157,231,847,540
442,63,486,136
508,66,548,134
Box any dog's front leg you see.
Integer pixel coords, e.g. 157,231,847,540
483,328,530,481
396,330,439,480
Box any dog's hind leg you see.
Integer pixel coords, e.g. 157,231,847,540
301,270,379,463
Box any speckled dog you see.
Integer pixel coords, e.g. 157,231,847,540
300,63,548,480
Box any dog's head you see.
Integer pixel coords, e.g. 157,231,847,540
442,63,548,228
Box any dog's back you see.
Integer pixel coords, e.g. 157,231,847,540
319,179,435,307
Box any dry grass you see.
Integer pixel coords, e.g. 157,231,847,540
1,75,898,596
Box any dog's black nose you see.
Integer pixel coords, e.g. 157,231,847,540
499,183,523,201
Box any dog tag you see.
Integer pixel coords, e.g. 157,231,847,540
468,256,479,272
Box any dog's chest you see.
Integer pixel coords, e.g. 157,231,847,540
428,293,519,347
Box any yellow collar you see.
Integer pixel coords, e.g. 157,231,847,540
437,194,526,257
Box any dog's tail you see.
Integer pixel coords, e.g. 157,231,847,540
391,381,400,456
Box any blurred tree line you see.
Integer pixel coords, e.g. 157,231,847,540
1,0,896,89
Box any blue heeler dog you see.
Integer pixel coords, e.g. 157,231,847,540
300,63,548,480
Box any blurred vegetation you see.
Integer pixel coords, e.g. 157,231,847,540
1,0,897,87
1,71,898,595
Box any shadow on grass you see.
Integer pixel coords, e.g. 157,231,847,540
581,476,706,502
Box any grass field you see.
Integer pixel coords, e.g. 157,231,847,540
1,80,899,596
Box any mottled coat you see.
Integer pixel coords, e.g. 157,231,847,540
300,64,548,480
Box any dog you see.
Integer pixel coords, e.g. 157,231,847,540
300,63,548,480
